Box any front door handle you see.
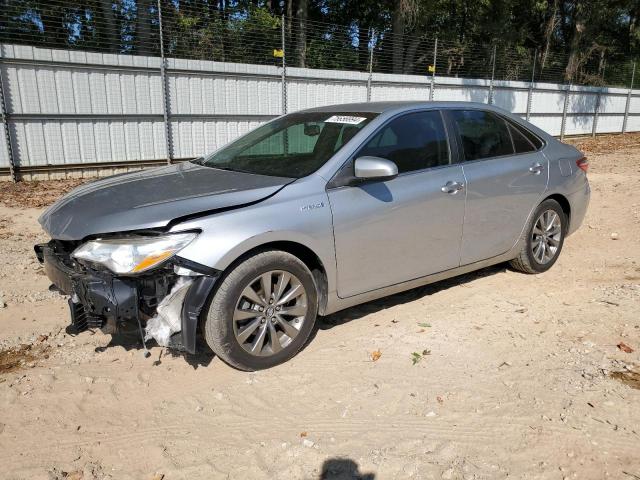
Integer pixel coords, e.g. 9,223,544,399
529,163,544,175
441,181,465,194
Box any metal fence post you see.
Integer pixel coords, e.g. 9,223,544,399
488,44,497,105
366,29,374,102
0,46,17,181
526,49,536,121
281,14,287,114
560,83,571,141
429,38,437,101
157,0,172,164
622,62,636,134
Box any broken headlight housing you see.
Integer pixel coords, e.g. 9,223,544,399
72,232,197,274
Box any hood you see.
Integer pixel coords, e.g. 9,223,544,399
39,162,292,240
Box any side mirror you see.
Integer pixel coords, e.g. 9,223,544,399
354,156,398,181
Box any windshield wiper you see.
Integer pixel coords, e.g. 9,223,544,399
199,163,261,175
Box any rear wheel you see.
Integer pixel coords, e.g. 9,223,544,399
204,250,318,371
510,199,566,274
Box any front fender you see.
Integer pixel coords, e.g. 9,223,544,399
169,177,337,299
212,230,329,271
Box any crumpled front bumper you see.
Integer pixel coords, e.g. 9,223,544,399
34,242,218,354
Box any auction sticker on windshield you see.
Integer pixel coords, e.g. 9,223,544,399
325,115,367,125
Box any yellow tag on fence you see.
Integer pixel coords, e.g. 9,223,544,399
428,65,435,73
273,49,284,58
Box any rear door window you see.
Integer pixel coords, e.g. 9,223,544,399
450,110,514,161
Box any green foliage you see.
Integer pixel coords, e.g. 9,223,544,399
411,352,423,365
0,0,637,86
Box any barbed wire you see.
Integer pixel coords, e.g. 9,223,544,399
0,0,636,88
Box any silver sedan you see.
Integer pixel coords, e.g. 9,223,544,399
36,101,590,370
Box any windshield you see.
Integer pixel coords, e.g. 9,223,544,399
193,112,378,178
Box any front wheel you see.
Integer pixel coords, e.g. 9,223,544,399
204,250,318,371
510,199,566,274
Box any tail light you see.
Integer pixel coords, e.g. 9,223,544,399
576,156,589,173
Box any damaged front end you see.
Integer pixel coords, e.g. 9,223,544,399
34,238,219,355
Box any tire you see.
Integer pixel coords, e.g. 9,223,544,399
204,250,318,371
509,199,567,274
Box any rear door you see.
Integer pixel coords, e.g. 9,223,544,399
327,110,466,298
446,109,549,265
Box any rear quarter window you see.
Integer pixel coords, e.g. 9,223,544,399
509,121,544,150
506,122,536,154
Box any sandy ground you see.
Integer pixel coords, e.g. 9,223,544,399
0,135,639,480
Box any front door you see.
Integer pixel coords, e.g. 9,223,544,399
447,109,549,265
327,110,466,298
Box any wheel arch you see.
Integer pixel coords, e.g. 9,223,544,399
217,240,330,315
542,193,571,230
507,192,572,261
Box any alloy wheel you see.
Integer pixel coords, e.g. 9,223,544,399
531,209,562,265
232,270,308,357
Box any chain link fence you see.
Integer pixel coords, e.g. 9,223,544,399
0,1,638,181
2,1,635,85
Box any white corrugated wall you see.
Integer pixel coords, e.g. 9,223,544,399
1,43,639,173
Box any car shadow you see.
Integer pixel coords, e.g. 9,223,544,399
84,263,505,369
319,458,375,479
91,329,215,369
317,263,507,330
359,182,393,202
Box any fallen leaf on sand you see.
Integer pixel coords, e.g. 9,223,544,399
417,322,431,328
411,352,422,365
411,349,432,365
300,431,308,437
371,350,382,362
618,342,635,353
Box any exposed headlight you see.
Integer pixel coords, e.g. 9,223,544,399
72,232,197,274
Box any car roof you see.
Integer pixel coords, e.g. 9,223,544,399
298,101,500,114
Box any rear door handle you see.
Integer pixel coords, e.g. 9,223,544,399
529,163,544,175
441,181,465,194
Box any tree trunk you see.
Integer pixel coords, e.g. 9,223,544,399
392,0,405,74
217,0,227,61
458,1,467,43
295,0,307,68
565,3,586,82
40,3,67,48
135,0,151,55
403,36,421,74
629,3,640,53
540,0,558,70
286,0,293,58
597,49,605,76
358,24,369,71
96,0,119,52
